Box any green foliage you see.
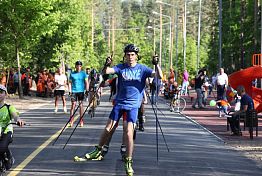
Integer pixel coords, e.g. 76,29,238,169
0,0,260,78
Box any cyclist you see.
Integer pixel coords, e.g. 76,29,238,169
83,44,163,176
0,85,25,172
68,61,89,127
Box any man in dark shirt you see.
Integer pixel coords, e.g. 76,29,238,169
228,85,254,136
192,69,205,108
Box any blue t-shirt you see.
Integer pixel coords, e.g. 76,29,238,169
69,71,88,93
240,94,254,111
113,63,153,109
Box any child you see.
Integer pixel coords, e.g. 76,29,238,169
0,85,25,171
217,98,231,117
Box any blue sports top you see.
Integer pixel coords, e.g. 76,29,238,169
113,63,153,109
69,71,88,93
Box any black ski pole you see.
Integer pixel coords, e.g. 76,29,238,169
52,102,81,145
63,83,103,149
146,91,167,118
151,55,170,162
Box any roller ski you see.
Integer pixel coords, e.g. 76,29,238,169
74,146,103,162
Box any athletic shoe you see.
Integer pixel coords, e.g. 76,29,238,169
85,146,102,160
120,144,126,161
138,123,144,132
124,157,134,176
68,118,74,127
63,107,67,113
142,115,146,123
80,120,84,127
54,107,58,113
101,145,109,157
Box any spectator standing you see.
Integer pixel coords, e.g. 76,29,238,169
202,69,209,106
13,70,19,95
192,69,205,109
216,68,228,100
21,67,32,96
54,68,68,113
181,69,189,95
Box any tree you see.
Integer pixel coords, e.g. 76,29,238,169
0,0,59,97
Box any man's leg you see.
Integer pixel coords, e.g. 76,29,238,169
79,100,84,126
196,88,203,108
125,122,135,158
124,122,135,176
54,95,58,113
0,132,13,171
228,115,241,135
84,119,118,160
69,97,76,126
62,95,67,113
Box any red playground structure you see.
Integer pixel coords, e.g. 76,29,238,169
229,54,262,113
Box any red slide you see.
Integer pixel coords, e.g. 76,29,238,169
229,66,262,113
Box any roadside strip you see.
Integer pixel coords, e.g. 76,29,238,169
8,115,80,176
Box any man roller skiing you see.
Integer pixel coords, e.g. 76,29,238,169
74,44,162,176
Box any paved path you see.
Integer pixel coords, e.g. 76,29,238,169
6,92,262,175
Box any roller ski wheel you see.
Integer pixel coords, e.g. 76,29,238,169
74,156,88,162
73,155,103,162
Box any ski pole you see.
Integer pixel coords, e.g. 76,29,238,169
63,83,103,149
10,122,31,126
63,55,113,149
52,102,81,145
151,55,170,162
146,91,167,118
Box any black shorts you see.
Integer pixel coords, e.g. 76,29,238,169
71,92,85,102
54,90,65,97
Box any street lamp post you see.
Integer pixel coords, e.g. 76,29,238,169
196,0,202,72
153,11,172,70
183,0,187,71
156,0,174,68
218,0,222,68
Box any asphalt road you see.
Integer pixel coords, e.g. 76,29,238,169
6,91,262,176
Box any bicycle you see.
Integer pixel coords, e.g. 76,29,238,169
169,87,186,113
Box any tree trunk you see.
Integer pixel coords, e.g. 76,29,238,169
16,45,23,99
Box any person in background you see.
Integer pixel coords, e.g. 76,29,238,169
13,70,19,95
202,69,209,106
192,69,205,109
216,98,231,118
216,68,228,100
54,67,68,113
21,67,32,96
228,85,254,136
68,61,89,127
181,69,189,95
